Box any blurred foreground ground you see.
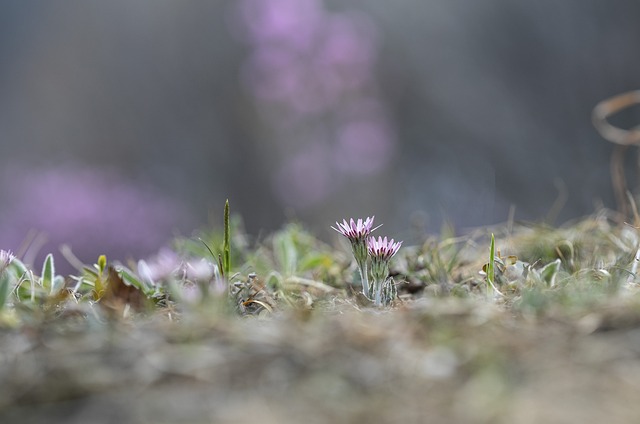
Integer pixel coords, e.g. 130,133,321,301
1,298,640,424
2,214,640,423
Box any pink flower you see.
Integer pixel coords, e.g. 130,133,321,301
331,216,379,242
332,218,401,305
367,236,402,261
331,216,379,298
368,235,402,306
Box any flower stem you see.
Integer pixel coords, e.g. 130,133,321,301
374,279,383,306
358,261,370,298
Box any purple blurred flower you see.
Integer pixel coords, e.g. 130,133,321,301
233,0,398,210
238,0,322,51
0,167,190,273
138,248,181,282
317,14,377,88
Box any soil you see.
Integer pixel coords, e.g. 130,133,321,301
2,297,640,424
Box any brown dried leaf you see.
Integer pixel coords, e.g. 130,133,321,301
100,266,149,317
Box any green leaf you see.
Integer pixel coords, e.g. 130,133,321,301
41,254,55,294
274,231,297,276
82,266,100,278
299,253,333,272
8,258,29,280
118,266,152,295
539,259,561,286
266,271,283,291
0,270,11,311
51,276,65,296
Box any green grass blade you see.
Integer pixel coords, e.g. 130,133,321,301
224,199,231,277
487,234,495,297
41,254,55,294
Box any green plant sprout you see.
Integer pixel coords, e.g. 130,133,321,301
485,233,504,298
41,253,65,296
224,199,231,277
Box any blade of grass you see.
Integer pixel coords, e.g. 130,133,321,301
487,234,495,297
41,254,55,295
486,233,504,298
224,199,231,277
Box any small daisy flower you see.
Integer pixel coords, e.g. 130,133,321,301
332,216,380,297
368,236,402,261
331,217,378,241
368,236,402,306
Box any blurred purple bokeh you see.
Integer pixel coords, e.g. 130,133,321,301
0,0,639,264
234,0,396,208
0,166,189,271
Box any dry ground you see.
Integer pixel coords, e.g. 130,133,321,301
2,296,640,424
2,216,640,423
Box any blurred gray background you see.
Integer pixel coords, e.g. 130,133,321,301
0,0,638,266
